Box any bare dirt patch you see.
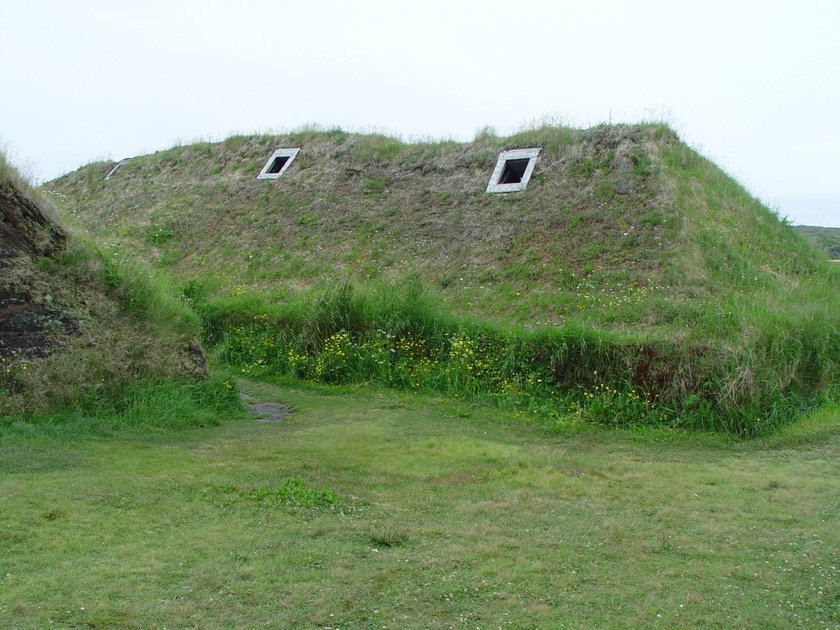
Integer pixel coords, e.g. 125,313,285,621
249,401,293,423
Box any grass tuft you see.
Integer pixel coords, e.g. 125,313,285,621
369,527,410,548
230,477,345,510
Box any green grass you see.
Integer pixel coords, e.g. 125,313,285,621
1,379,838,628
0,376,242,442
198,279,835,436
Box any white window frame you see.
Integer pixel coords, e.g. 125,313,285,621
486,148,541,193
257,148,301,180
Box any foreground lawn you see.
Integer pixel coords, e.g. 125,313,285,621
1,381,838,628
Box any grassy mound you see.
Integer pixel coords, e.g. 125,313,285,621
0,153,239,424
46,124,839,434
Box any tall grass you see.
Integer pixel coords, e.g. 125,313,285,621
1,376,242,442
197,279,836,437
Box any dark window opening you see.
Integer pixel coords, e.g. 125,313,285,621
267,156,290,174
498,158,530,184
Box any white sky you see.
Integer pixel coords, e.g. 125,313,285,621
2,0,838,226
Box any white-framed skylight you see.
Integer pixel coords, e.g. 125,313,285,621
486,148,541,193
257,148,301,180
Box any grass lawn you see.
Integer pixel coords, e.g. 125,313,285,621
1,380,838,628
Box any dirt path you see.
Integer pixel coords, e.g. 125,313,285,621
241,394,293,423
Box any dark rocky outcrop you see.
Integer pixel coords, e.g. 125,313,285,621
0,182,65,258
0,180,71,358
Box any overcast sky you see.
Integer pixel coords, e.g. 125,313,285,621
2,0,838,226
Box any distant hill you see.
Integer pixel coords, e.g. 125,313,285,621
794,225,840,259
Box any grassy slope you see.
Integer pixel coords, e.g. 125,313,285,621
47,124,837,336
44,125,839,431
45,125,682,329
1,380,838,628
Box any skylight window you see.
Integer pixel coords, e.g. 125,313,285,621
486,148,541,193
104,159,128,180
257,148,300,180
